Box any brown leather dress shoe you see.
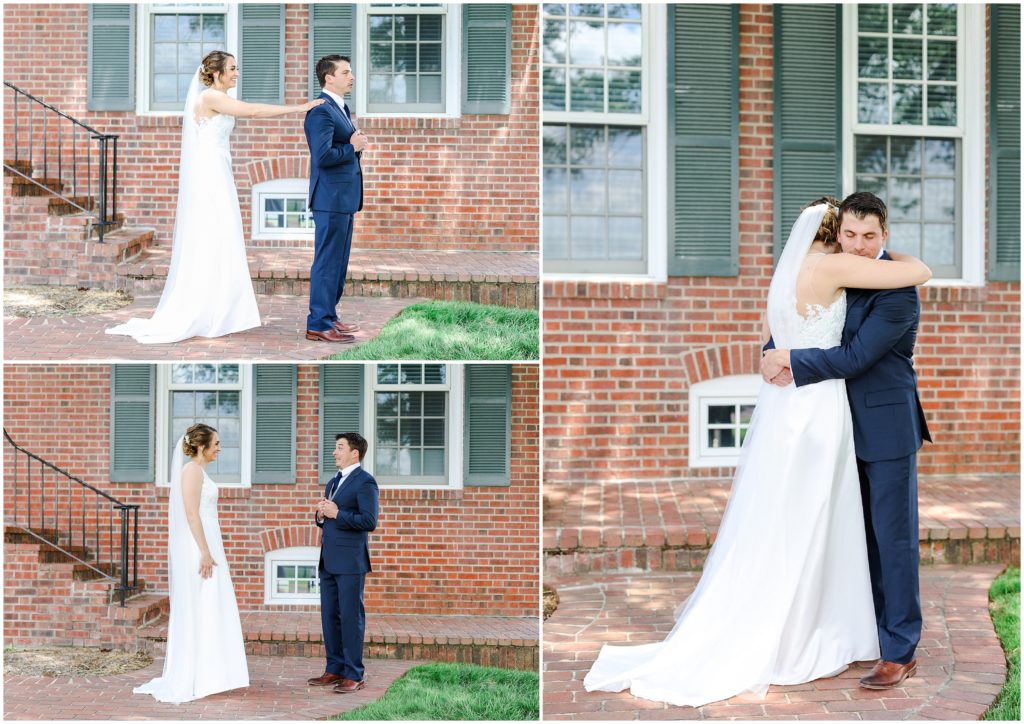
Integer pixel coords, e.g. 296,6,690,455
331,678,366,693
306,328,356,343
307,672,344,686
859,659,917,689
333,321,360,334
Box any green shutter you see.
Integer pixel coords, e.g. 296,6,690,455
88,4,135,111
773,5,842,261
464,364,511,487
668,4,739,276
240,4,285,104
990,4,1020,282
319,364,364,484
309,4,357,101
252,364,296,484
110,365,154,482
463,4,511,114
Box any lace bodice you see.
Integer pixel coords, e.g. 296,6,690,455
199,470,219,518
795,291,846,349
195,112,234,154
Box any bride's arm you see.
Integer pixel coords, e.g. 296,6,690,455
200,89,323,119
819,251,931,290
181,464,217,579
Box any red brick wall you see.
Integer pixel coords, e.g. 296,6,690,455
3,364,540,617
2,4,539,253
542,5,1020,485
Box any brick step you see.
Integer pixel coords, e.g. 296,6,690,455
109,593,170,627
48,211,126,240
4,159,33,176
117,247,539,309
137,612,539,671
544,475,1020,576
9,175,63,196
4,525,62,544
48,195,96,216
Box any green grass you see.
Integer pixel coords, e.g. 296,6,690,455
984,566,1020,720
331,300,538,361
332,662,539,721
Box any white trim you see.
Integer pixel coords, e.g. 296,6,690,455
136,3,239,117
842,3,984,286
354,3,461,119
155,363,253,488
363,364,464,490
542,3,666,282
688,375,762,469
264,546,321,605
251,178,314,242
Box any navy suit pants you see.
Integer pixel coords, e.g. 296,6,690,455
307,210,354,332
858,454,921,664
319,569,366,681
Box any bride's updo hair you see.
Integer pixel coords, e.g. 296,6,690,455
182,423,217,457
802,195,841,249
199,51,234,87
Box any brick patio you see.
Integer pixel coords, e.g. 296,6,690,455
543,564,1009,721
544,475,1020,576
3,653,421,720
3,292,421,361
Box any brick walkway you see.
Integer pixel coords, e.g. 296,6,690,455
543,565,1009,720
3,654,421,720
544,475,1020,575
4,293,420,361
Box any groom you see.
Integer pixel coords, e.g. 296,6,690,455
761,191,932,690
303,54,369,344
308,432,379,693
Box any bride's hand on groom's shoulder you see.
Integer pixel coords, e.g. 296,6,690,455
303,99,326,113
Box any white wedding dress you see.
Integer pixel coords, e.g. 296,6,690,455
106,70,260,344
584,205,879,707
134,442,249,703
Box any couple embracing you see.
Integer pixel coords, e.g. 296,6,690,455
585,192,932,707
133,427,378,703
107,52,366,346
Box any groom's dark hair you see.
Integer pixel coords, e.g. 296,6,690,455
317,55,351,88
336,432,368,461
840,192,888,233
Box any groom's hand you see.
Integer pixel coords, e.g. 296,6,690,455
351,130,369,153
319,500,339,519
760,349,792,385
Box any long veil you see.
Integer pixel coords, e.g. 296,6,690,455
133,434,197,701
766,203,829,348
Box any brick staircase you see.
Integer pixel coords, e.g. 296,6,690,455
3,162,156,288
3,525,166,651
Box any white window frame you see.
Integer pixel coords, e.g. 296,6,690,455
155,363,253,488
251,178,314,242
542,3,668,283
841,3,984,287
355,3,462,119
361,363,465,490
264,546,321,605
688,375,762,469
136,3,240,116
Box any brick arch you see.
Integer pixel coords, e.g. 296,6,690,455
259,525,321,553
680,341,762,386
245,157,310,186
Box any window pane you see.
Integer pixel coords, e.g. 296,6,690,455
927,4,957,36
543,67,567,110
286,198,305,213
204,15,224,43
400,365,423,385
179,43,201,73
153,74,177,103
740,405,755,424
889,223,921,255
571,216,605,258
607,4,641,20
571,169,606,214
893,83,922,125
398,448,420,476
400,418,422,446
890,178,921,220
420,44,442,73
219,417,240,446
423,391,446,416
394,43,417,73
419,14,442,41
377,447,397,475
892,39,922,80
607,170,642,214
708,406,733,424
543,18,567,64
178,15,201,42
171,364,193,384
423,448,445,475
858,83,888,124
544,216,568,259
378,418,398,444
856,136,888,174
423,365,446,384
219,391,240,417
265,198,284,212
195,364,216,384
607,216,643,260
423,418,445,446
197,391,217,414
172,391,194,417
376,392,398,417
570,126,605,165
923,178,955,220
377,364,399,384
607,23,641,66
369,15,393,41
607,70,641,113
154,15,177,41
217,447,240,474
892,4,923,35
544,168,568,214
400,391,422,416
923,224,955,265
154,42,177,69
708,428,735,449
544,4,567,15
419,75,442,104
858,36,888,79
571,4,605,19
927,85,956,126
928,40,956,81
858,4,888,34
568,68,604,112
924,138,956,174
607,127,642,167
890,137,921,175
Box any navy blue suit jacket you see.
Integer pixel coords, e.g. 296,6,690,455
304,93,363,214
316,466,379,575
787,253,932,462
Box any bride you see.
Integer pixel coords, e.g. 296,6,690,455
583,198,932,707
133,424,249,703
106,51,323,344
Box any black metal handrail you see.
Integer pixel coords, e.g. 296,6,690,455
4,428,139,606
3,81,120,242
